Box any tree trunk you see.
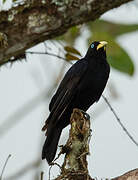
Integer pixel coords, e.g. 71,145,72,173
0,0,133,66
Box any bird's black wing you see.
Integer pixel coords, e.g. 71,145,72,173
47,59,88,127
49,59,87,111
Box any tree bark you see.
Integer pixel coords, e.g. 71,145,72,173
0,0,133,66
54,108,92,180
112,169,138,180
52,108,138,180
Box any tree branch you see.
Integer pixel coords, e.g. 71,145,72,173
102,95,138,148
4,159,41,180
51,108,138,180
0,0,133,66
112,169,138,180
53,108,92,180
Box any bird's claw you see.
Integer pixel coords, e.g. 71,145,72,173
80,110,90,120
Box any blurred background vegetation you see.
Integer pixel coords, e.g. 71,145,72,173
58,19,138,76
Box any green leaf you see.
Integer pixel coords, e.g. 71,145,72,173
65,53,80,61
88,20,138,37
88,32,134,76
64,46,81,56
108,45,134,76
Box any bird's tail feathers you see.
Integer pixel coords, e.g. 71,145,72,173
42,127,62,164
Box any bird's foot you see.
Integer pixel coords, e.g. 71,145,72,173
80,110,90,120
59,144,71,155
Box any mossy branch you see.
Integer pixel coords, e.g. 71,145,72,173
0,0,133,66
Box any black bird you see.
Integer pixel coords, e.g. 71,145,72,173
42,41,110,164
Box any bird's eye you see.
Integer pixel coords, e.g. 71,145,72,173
91,44,94,48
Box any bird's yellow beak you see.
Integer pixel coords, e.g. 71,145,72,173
97,41,108,50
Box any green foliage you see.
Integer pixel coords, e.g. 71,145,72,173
88,31,134,76
90,20,138,37
107,40,134,76
87,20,137,76
60,20,137,76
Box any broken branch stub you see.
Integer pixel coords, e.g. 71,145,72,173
55,108,92,180
52,108,138,180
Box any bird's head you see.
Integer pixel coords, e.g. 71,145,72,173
85,41,107,59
